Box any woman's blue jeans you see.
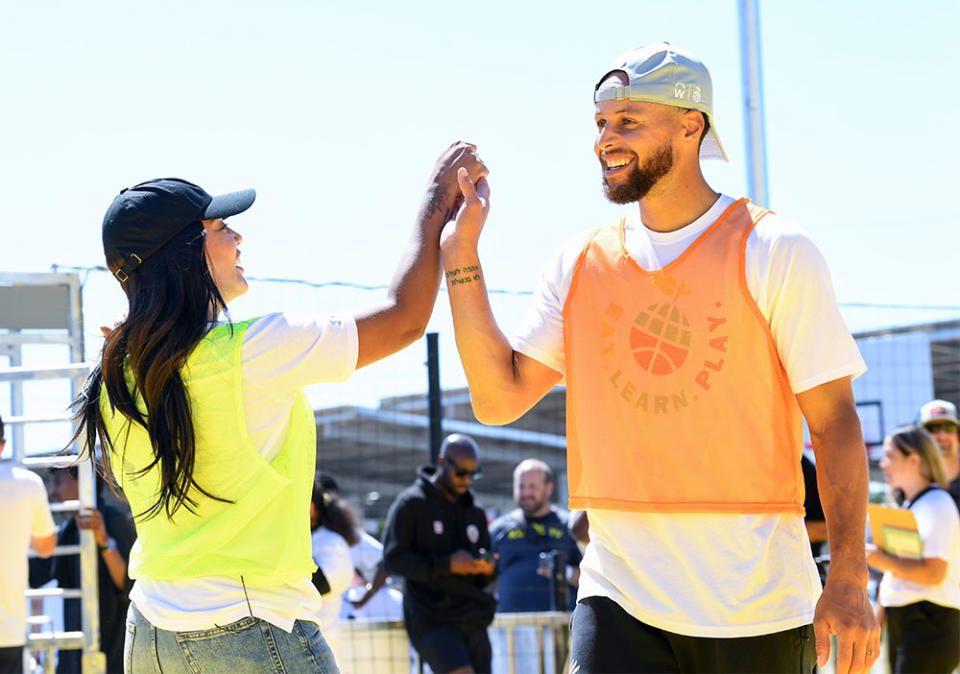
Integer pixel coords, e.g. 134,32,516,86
125,603,339,673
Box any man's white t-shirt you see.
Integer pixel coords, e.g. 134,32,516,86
878,488,960,609
0,464,56,647
130,312,359,633
512,194,866,637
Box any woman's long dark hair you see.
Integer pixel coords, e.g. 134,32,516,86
70,223,232,521
310,473,361,546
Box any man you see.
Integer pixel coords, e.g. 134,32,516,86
30,466,136,674
489,459,581,674
919,399,960,509
383,434,497,674
490,459,581,612
440,43,879,673
0,412,57,674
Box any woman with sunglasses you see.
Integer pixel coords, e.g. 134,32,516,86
70,142,486,673
867,424,960,673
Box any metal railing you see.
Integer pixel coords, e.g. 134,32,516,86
338,611,571,674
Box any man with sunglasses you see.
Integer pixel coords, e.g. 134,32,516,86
920,399,960,511
383,434,497,674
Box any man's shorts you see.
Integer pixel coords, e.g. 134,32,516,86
407,623,492,674
570,595,816,673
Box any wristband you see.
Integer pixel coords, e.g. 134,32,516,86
99,537,118,552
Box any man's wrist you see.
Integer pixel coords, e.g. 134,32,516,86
421,184,455,224
441,239,480,259
824,563,869,587
98,537,118,552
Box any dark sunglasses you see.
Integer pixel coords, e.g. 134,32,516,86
446,458,482,480
926,422,959,434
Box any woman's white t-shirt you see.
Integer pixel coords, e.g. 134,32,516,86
130,312,358,633
879,487,960,609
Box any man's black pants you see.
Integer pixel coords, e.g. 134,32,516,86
886,601,960,673
570,596,816,673
407,622,492,673
0,646,22,674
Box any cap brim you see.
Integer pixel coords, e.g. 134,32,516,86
925,415,960,426
700,126,727,162
203,188,256,220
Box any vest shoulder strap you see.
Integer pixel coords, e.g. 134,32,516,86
907,485,941,509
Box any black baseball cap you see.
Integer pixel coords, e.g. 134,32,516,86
102,178,255,283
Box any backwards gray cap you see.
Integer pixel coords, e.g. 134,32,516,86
594,42,727,162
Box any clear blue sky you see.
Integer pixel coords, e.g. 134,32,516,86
2,1,958,449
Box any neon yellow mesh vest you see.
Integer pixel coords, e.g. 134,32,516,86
102,319,317,585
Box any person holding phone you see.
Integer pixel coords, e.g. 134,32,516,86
383,434,497,674
867,425,960,673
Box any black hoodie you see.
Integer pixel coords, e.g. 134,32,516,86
383,466,498,629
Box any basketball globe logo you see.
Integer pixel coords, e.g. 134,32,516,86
630,302,692,375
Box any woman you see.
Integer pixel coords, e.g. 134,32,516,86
867,424,960,673
70,142,485,673
307,473,359,664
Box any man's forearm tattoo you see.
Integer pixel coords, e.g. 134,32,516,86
445,265,481,287
423,186,456,224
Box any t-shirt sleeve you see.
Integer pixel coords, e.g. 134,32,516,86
28,472,56,538
748,216,866,393
511,231,593,376
914,492,960,560
241,312,359,391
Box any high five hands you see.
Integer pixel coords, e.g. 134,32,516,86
440,167,490,252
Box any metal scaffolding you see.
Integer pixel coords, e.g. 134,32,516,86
0,272,104,674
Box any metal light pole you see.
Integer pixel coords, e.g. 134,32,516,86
426,332,443,464
738,0,770,208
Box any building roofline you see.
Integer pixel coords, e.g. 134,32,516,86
854,319,960,340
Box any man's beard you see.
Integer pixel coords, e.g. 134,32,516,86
520,498,547,517
602,141,674,204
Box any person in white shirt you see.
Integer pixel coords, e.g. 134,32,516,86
68,143,487,673
342,531,404,621
438,43,879,673
0,412,57,674
309,472,360,664
868,425,960,673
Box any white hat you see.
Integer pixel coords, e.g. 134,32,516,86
594,42,727,162
920,399,959,427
